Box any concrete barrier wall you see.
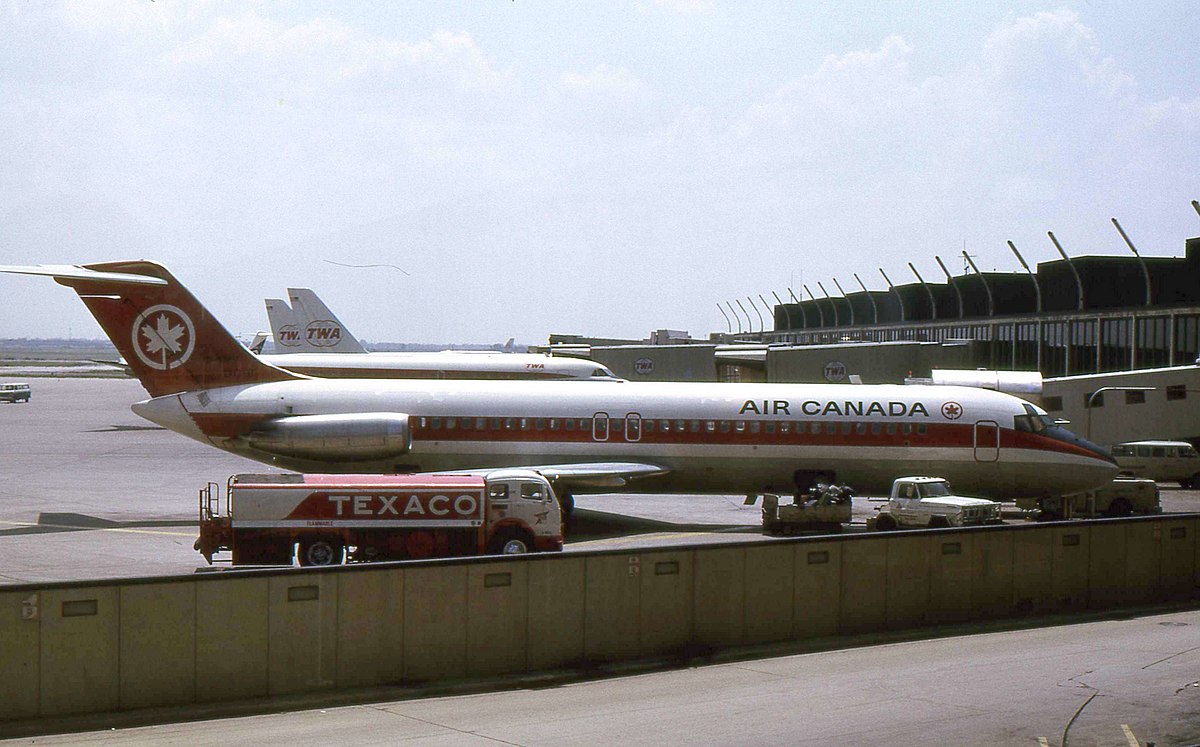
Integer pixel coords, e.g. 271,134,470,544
2,515,1199,728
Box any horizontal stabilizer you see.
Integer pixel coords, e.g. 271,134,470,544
0,264,168,285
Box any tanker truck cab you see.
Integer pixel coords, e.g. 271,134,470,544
483,469,563,554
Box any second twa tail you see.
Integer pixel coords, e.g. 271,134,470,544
0,260,300,397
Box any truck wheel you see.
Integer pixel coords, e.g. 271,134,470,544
298,538,343,566
488,531,532,555
1106,497,1133,517
1183,474,1200,489
928,516,949,529
875,514,897,531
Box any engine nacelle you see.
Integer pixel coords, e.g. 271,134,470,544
247,412,411,461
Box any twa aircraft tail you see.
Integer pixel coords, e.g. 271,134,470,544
286,287,367,353
0,261,300,397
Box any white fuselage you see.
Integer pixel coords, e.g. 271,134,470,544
259,352,618,381
132,379,1117,499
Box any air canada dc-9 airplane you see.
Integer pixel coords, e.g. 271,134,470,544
261,288,620,381
1,261,1117,503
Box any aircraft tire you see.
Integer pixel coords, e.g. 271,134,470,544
1106,497,1134,517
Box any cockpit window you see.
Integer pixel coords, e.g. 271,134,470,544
1014,403,1053,433
591,367,617,378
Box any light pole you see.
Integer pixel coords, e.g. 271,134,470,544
1085,386,1155,442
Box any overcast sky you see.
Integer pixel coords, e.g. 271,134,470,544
2,1,1198,344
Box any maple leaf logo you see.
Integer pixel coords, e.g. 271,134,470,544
142,313,186,358
130,304,196,371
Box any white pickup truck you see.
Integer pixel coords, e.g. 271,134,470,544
873,476,1001,530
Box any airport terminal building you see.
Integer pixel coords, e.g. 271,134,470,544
767,236,1200,377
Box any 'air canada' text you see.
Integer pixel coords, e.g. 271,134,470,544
739,399,931,418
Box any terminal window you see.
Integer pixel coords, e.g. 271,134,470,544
1167,384,1187,401
1042,396,1063,412
1125,390,1146,405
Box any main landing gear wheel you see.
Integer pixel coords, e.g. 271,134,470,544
298,538,343,566
1106,497,1134,517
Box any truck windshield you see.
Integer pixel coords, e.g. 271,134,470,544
921,482,952,498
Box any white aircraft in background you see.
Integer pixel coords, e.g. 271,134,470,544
0,261,1117,506
261,287,620,381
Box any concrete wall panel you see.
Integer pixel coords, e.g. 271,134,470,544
1161,518,1196,600
336,569,404,688
793,542,841,638
195,576,269,701
929,535,973,624
840,537,888,634
39,587,119,716
885,535,931,630
0,590,40,720
971,530,1014,619
1086,524,1128,610
1122,522,1163,606
584,554,642,662
692,547,746,648
526,556,586,671
119,582,196,710
1052,527,1089,611
404,565,468,682
639,551,693,656
467,562,529,676
742,543,795,643
268,574,340,696
1011,527,1054,614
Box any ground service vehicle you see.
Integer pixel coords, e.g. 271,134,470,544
1017,477,1160,520
755,484,852,534
197,469,563,566
873,476,1001,530
1111,440,1200,488
0,382,31,403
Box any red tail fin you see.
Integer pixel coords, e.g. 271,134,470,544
12,260,299,397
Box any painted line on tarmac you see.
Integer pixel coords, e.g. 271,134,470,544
0,519,195,537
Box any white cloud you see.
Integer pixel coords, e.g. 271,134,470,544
557,63,648,99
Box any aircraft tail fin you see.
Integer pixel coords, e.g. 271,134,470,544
286,287,367,353
0,261,301,397
264,297,300,351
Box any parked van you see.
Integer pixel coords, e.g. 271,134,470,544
1111,440,1200,488
0,383,30,403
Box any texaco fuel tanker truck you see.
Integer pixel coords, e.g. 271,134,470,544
197,469,564,566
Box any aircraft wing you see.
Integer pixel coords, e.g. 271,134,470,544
436,462,670,490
